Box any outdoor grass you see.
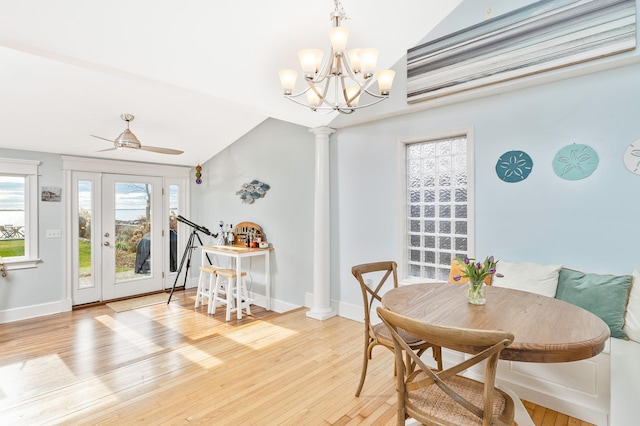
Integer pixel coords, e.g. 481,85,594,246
2,239,135,273
79,239,135,274
0,239,24,258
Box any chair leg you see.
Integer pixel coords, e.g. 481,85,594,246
206,273,216,314
433,345,443,371
211,274,224,315
355,333,371,397
235,275,251,319
195,269,206,308
225,278,233,321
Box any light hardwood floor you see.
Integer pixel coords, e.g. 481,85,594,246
0,289,594,425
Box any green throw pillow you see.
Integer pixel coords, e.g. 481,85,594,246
556,268,631,339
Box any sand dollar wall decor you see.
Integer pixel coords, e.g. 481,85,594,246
552,144,599,180
623,138,640,175
495,150,533,183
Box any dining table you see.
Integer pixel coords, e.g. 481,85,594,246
381,281,611,425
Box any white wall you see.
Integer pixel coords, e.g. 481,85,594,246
0,149,67,317
332,59,640,311
329,0,640,313
190,118,315,309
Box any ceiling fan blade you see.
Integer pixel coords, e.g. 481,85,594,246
140,145,184,155
97,147,118,152
90,134,115,143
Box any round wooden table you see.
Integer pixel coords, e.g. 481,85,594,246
381,282,610,363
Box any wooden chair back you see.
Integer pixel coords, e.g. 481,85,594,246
377,306,515,426
352,261,398,334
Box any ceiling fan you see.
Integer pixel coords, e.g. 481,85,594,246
91,114,184,155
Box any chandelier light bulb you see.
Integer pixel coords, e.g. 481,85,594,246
298,49,324,78
360,48,379,78
348,48,362,73
344,87,361,107
329,27,349,52
306,89,323,107
279,69,298,95
376,70,396,96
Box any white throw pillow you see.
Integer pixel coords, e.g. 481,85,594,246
493,260,562,297
623,269,640,343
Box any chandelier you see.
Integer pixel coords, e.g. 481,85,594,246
278,0,395,114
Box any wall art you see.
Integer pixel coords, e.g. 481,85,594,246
407,0,636,104
495,150,534,183
41,186,61,202
552,143,599,180
623,138,640,175
236,180,270,204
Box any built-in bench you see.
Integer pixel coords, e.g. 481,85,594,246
443,260,640,425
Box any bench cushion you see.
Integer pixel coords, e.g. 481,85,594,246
493,260,562,297
623,269,640,343
556,268,631,339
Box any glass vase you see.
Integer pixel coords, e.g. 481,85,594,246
467,280,486,305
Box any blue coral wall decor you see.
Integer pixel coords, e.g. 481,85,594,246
236,180,270,204
552,144,599,180
495,150,533,183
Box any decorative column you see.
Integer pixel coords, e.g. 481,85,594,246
306,126,337,320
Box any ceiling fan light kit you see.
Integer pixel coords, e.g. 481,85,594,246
278,0,395,114
91,114,184,155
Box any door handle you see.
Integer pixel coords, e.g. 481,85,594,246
104,241,110,246
104,233,110,237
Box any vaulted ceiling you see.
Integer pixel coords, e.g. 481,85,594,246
0,1,459,166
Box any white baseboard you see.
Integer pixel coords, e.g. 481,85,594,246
305,291,364,323
0,299,72,324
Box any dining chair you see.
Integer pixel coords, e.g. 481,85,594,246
377,306,516,426
351,261,442,397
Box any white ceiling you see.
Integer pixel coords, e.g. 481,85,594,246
0,1,458,166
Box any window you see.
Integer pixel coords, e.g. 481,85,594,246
405,135,472,281
0,158,40,269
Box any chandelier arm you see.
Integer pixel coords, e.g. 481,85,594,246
284,95,335,113
284,90,386,113
362,88,388,99
285,86,313,99
339,53,362,84
343,96,388,110
311,48,335,85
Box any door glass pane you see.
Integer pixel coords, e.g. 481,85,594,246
78,180,93,289
0,176,25,258
115,182,152,282
169,185,179,272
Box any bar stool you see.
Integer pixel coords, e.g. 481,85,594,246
211,268,252,320
195,265,217,310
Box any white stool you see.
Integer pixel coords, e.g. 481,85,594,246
211,268,252,320
195,265,217,310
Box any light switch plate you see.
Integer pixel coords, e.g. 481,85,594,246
46,229,62,238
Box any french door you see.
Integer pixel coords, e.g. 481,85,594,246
101,174,164,300
70,171,181,305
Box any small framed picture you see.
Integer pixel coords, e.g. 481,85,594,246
42,186,61,202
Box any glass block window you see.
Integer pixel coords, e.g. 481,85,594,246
406,136,469,281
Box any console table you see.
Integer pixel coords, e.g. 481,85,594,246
199,245,273,310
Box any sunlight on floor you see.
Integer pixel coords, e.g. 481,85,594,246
95,314,164,354
224,320,299,349
175,344,224,369
0,353,74,400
